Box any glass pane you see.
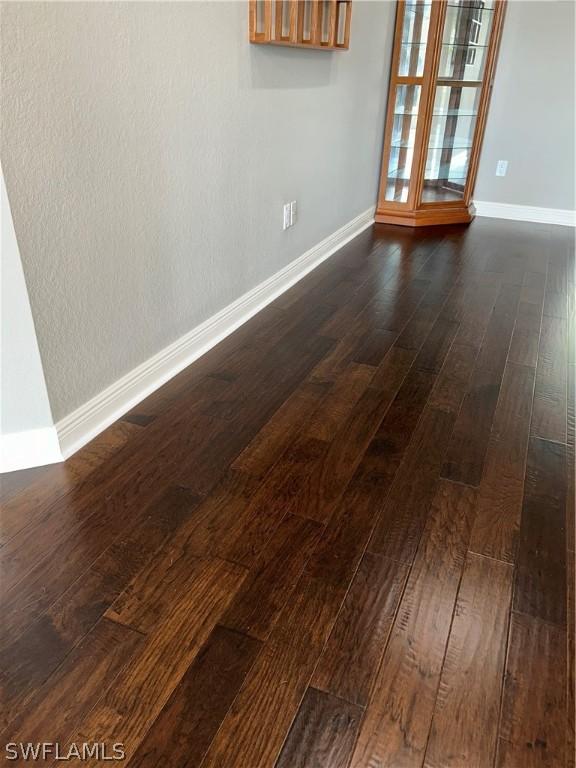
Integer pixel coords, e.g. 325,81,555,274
439,1,494,81
401,1,432,43
398,1,432,77
385,85,421,203
422,85,481,202
447,0,495,12
399,43,427,77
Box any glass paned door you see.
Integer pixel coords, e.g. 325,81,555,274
386,85,422,202
421,0,494,203
398,0,432,76
383,1,432,203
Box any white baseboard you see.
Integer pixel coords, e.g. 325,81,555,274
0,427,63,473
56,206,375,460
474,200,576,227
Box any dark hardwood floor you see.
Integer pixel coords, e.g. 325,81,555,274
1,218,574,767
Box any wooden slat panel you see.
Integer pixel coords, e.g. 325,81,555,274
306,363,375,441
303,480,379,590
0,373,229,550
0,618,142,746
497,612,566,768
312,552,408,706
395,286,453,352
442,284,522,487
295,374,421,524
275,0,283,40
474,283,522,375
198,574,345,768
220,513,322,640
249,0,258,41
440,366,502,487
531,313,568,442
296,0,305,42
567,546,575,768
0,454,171,594
327,0,338,46
358,278,431,335
507,299,543,368
274,687,362,768
468,363,535,563
1,412,242,646
129,627,260,768
368,406,456,564
354,368,437,492
140,471,257,568
351,328,397,366
365,344,416,396
66,559,246,760
0,480,202,646
0,486,201,726
289,0,299,42
232,380,327,478
350,480,476,768
424,553,513,768
310,0,320,44
0,421,143,544
567,362,575,767
340,0,352,48
513,437,567,626
454,278,502,349
519,270,546,306
428,342,478,415
223,434,327,534
412,317,459,374
543,248,568,320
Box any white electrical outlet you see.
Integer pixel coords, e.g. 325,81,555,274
290,200,297,226
496,160,508,177
283,203,291,230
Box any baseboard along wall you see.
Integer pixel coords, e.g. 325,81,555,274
474,200,576,227
55,206,376,461
7,198,572,473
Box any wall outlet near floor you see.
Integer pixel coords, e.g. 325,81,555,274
496,160,508,177
283,201,297,230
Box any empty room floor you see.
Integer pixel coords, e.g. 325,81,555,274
1,218,574,768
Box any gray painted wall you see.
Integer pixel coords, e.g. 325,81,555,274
475,0,575,209
1,0,395,422
1,170,55,434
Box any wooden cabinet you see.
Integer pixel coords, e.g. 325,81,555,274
249,1,352,50
376,0,506,227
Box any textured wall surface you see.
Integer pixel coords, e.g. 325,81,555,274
475,0,575,209
1,170,55,433
1,0,395,422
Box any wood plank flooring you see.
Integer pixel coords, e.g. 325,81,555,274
1,218,573,767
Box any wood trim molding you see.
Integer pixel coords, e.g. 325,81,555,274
473,201,576,227
375,202,474,227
